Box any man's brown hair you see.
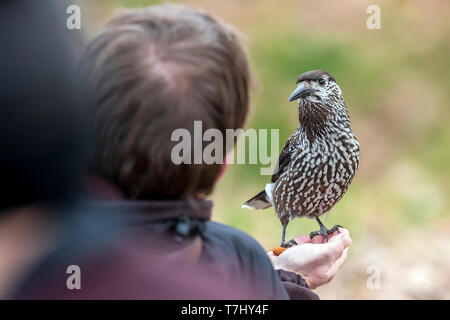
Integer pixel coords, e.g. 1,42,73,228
83,4,251,200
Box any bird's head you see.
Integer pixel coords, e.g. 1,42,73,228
288,70,343,107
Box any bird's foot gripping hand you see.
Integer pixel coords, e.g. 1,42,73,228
309,224,342,242
281,239,298,248
273,239,297,256
268,229,352,290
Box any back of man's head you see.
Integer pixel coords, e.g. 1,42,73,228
83,4,251,200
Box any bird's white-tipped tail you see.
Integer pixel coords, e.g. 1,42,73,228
242,184,274,210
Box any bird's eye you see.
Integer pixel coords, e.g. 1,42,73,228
318,78,326,86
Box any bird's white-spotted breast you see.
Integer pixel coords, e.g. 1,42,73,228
272,92,360,225
243,70,360,245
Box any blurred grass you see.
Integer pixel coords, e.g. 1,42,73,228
85,0,450,298
86,0,450,244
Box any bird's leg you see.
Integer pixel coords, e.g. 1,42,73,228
309,217,342,242
280,223,287,247
280,223,298,248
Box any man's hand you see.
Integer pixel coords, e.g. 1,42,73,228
268,228,351,290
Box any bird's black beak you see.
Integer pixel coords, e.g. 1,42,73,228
288,82,315,102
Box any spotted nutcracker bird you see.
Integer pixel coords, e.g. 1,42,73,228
243,70,360,248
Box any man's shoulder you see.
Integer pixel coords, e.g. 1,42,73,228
203,221,267,254
202,221,289,300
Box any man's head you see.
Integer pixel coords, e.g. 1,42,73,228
83,4,251,200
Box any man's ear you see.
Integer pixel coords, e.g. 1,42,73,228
215,151,233,182
215,162,228,182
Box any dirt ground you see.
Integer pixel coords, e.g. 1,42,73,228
315,220,450,299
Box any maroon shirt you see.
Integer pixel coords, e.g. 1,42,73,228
15,179,318,300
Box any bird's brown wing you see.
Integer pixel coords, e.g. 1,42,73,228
271,133,296,183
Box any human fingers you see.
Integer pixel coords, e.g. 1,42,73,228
311,235,326,244
310,227,350,243
321,232,351,262
294,234,312,244
327,247,349,278
327,227,350,240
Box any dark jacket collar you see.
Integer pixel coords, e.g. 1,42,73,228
85,175,213,222
92,198,213,223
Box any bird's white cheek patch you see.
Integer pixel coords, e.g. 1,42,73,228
306,95,322,103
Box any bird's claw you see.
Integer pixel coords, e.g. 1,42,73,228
280,239,298,248
309,224,342,242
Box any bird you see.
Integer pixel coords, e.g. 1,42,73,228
243,70,360,248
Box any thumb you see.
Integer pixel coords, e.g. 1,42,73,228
322,233,352,262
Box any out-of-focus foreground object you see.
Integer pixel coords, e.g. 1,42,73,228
0,0,87,211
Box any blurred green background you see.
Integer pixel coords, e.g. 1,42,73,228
82,0,450,299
